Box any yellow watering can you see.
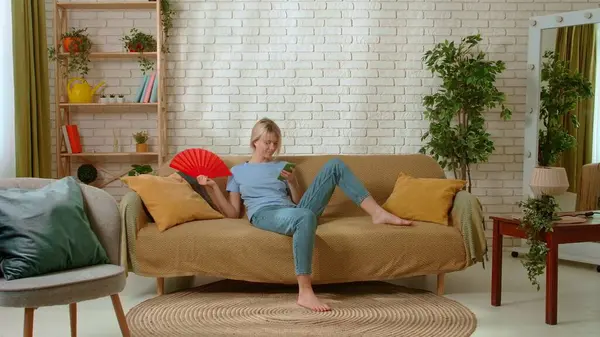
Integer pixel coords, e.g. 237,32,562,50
67,77,106,103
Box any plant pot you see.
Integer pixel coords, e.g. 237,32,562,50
136,143,148,153
99,97,108,104
63,37,82,53
530,166,569,196
117,97,125,103
128,43,145,52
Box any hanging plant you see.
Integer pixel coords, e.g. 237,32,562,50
47,27,92,77
161,0,175,53
517,195,559,290
121,28,157,75
77,164,98,184
419,34,512,192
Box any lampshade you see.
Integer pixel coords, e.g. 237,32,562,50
529,167,569,196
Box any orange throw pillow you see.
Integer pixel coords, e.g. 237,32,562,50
382,173,466,226
121,175,224,232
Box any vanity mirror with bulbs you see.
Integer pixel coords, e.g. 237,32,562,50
521,8,600,268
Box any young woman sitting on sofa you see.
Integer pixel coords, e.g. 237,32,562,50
195,118,412,312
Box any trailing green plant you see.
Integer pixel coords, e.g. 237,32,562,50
517,195,559,290
132,130,149,144
419,34,512,192
128,164,154,176
47,27,92,77
538,50,594,167
160,0,175,53
121,28,157,74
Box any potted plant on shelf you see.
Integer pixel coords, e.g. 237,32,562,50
518,50,593,290
419,34,512,192
47,27,92,78
121,28,157,75
133,130,149,153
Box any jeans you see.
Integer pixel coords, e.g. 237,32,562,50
250,158,370,275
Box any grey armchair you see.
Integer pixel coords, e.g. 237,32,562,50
0,178,130,337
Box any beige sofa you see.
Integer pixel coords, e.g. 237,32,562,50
120,154,487,296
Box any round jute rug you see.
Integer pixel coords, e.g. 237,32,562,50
126,279,477,337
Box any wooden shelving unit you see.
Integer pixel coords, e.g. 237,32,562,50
60,152,159,157
59,102,158,107
59,52,158,59
56,2,156,10
53,1,167,187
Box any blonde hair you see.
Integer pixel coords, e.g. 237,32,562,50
250,118,282,154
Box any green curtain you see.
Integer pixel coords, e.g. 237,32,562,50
11,0,51,178
555,24,596,193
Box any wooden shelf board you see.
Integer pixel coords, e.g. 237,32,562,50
59,103,158,107
57,2,156,10
59,52,157,59
61,152,159,157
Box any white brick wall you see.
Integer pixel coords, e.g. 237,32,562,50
46,0,600,245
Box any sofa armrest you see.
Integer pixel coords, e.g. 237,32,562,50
119,191,149,274
450,190,488,267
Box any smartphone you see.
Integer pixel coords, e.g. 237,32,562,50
277,162,296,181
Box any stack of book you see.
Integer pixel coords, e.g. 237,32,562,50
134,71,159,103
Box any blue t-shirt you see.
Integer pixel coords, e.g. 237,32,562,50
226,161,296,221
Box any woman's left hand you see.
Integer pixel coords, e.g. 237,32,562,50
279,168,297,184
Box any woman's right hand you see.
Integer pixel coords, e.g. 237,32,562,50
197,175,217,188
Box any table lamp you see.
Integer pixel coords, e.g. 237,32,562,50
529,167,586,223
529,167,569,197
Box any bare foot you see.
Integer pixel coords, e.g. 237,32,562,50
297,291,331,312
372,208,412,226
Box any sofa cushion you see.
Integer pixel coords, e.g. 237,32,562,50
159,154,448,218
382,173,466,226
122,175,224,232
0,177,110,280
134,216,467,284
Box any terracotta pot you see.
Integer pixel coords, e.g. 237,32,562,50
128,43,145,52
136,143,148,153
63,37,82,53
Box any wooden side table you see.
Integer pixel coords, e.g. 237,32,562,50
490,214,600,325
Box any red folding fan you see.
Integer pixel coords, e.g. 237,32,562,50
169,148,232,178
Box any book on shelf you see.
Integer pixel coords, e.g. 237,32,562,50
61,124,82,154
133,72,158,103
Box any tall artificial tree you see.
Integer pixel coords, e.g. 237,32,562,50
420,35,512,192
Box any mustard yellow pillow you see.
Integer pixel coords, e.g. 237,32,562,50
382,173,466,226
121,175,224,232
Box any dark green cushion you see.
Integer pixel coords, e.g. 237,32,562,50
0,177,110,280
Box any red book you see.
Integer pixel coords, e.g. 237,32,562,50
65,125,82,153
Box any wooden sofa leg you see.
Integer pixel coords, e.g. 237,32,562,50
437,273,445,296
24,308,34,337
156,277,165,296
69,303,77,337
